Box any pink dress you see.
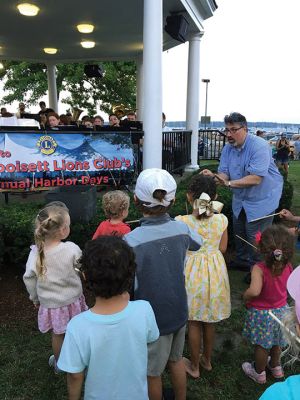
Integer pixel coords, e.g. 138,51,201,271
38,295,88,334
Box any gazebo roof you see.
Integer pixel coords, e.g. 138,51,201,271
0,0,217,63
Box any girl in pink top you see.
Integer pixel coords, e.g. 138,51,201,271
242,225,294,384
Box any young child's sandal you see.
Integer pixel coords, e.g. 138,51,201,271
267,357,284,379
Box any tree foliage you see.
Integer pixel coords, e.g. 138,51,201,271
0,61,137,115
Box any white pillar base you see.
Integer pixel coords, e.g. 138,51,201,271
184,164,200,171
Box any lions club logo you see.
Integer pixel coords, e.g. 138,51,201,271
36,135,57,155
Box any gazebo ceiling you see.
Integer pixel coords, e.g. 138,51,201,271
0,0,217,63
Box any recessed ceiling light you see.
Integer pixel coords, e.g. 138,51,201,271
0,62,4,69
77,24,94,33
17,3,40,16
81,41,95,49
44,48,58,55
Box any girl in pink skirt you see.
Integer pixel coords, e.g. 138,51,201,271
242,225,294,384
23,203,87,372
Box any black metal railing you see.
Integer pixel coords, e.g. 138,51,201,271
162,130,192,175
198,129,226,160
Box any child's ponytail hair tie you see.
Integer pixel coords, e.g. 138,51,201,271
273,249,283,261
255,231,262,244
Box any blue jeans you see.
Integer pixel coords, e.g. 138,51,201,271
233,208,274,269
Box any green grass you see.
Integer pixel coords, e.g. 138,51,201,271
289,161,300,215
287,161,300,265
1,162,300,399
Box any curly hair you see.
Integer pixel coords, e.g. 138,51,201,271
82,236,136,298
102,190,130,219
134,189,174,216
34,205,69,277
187,174,217,219
258,224,294,276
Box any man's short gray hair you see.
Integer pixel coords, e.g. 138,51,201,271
224,112,247,127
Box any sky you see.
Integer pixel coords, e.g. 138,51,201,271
1,0,300,124
162,0,300,124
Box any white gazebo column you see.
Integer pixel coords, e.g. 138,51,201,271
46,63,58,112
186,32,203,169
142,0,163,169
136,56,144,121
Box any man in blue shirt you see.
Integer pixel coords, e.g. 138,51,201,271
202,112,283,271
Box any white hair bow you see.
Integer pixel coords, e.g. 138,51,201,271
193,193,223,216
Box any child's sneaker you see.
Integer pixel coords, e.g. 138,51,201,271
48,355,63,374
267,357,284,379
48,355,56,368
242,362,266,384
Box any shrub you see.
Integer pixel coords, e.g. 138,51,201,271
0,166,293,267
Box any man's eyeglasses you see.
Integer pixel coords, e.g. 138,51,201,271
223,126,245,135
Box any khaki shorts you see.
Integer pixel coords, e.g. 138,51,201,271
147,325,186,376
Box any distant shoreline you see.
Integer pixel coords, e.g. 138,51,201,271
166,121,300,132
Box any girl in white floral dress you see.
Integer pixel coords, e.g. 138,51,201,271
176,174,231,378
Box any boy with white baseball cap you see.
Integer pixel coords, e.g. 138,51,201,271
125,168,202,400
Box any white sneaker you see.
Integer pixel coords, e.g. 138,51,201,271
48,355,55,368
242,362,266,384
48,355,63,374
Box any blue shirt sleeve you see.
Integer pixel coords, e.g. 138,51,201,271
246,142,271,177
218,145,230,176
57,328,86,373
145,302,160,343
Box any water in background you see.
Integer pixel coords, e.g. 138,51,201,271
166,120,300,134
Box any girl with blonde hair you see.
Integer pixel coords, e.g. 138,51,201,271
23,204,87,373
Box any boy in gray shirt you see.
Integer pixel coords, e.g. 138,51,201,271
125,168,202,400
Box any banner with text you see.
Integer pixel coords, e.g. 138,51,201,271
0,131,135,191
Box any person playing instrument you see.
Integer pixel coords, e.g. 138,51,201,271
109,113,120,127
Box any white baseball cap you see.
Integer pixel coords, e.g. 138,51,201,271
135,168,177,208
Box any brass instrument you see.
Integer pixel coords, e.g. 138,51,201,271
112,104,136,119
71,107,83,122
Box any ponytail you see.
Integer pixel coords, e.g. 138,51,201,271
34,207,68,277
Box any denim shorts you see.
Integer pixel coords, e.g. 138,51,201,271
147,325,186,376
276,155,289,164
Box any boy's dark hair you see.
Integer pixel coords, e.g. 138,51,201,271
134,190,174,216
188,175,217,219
82,236,136,298
224,112,247,127
259,224,294,276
